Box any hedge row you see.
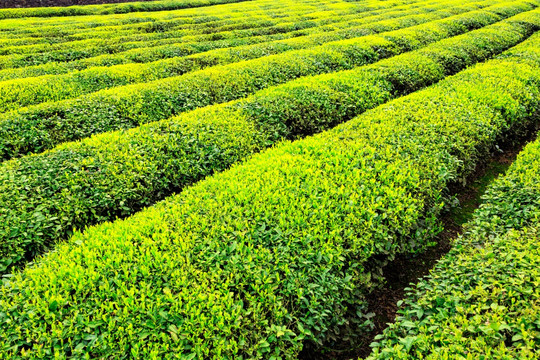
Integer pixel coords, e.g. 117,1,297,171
0,20,285,69
1,24,540,359
0,0,437,46
0,0,442,66
0,6,270,38
0,10,314,47
0,3,219,32
0,7,359,56
0,0,442,54
0,0,533,161
0,0,472,81
0,0,280,28
0,0,340,31
1,8,538,276
0,0,492,112
0,4,349,69
0,0,355,43
0,0,404,40
368,111,540,359
0,0,252,19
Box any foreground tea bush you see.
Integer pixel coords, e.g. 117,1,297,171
0,0,481,109
1,11,538,274
1,25,540,360
369,130,540,359
0,0,533,160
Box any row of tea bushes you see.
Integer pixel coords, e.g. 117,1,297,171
0,0,533,160
0,0,494,111
0,0,366,46
0,8,361,56
1,25,540,359
0,3,356,69
368,118,540,359
0,0,252,19
0,10,538,277
0,0,462,80
0,0,403,40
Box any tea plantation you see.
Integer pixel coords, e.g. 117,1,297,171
0,0,539,358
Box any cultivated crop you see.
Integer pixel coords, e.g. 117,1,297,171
0,0,539,358
369,117,540,359
1,8,540,274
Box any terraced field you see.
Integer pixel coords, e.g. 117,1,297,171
0,0,539,358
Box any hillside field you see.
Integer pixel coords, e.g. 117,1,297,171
0,0,539,358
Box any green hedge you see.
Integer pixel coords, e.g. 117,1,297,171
0,0,371,43
0,0,492,112
1,9,537,274
0,0,533,160
0,0,327,34
0,0,462,81
1,23,540,360
0,9,353,57
0,15,300,52
0,6,341,69
0,0,253,19
0,0,408,43
368,117,540,359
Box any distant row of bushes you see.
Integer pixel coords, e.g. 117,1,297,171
0,2,436,81
1,0,170,10
0,1,530,161
0,0,249,18
0,0,491,112
0,0,361,67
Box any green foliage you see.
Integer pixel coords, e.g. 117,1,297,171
1,19,540,359
0,0,252,19
1,9,537,275
0,0,483,110
368,136,540,360
0,0,534,160
0,2,364,70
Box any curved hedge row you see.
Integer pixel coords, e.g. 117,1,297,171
0,0,364,44
0,7,359,56
0,0,440,48
0,0,252,19
0,0,384,68
0,7,279,39
1,24,540,359
0,0,460,81
0,8,538,277
0,0,533,160
368,106,540,359
0,0,288,28
0,0,492,112
0,12,314,48
0,6,346,69
0,0,404,40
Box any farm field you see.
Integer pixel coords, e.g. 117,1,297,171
0,0,539,358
